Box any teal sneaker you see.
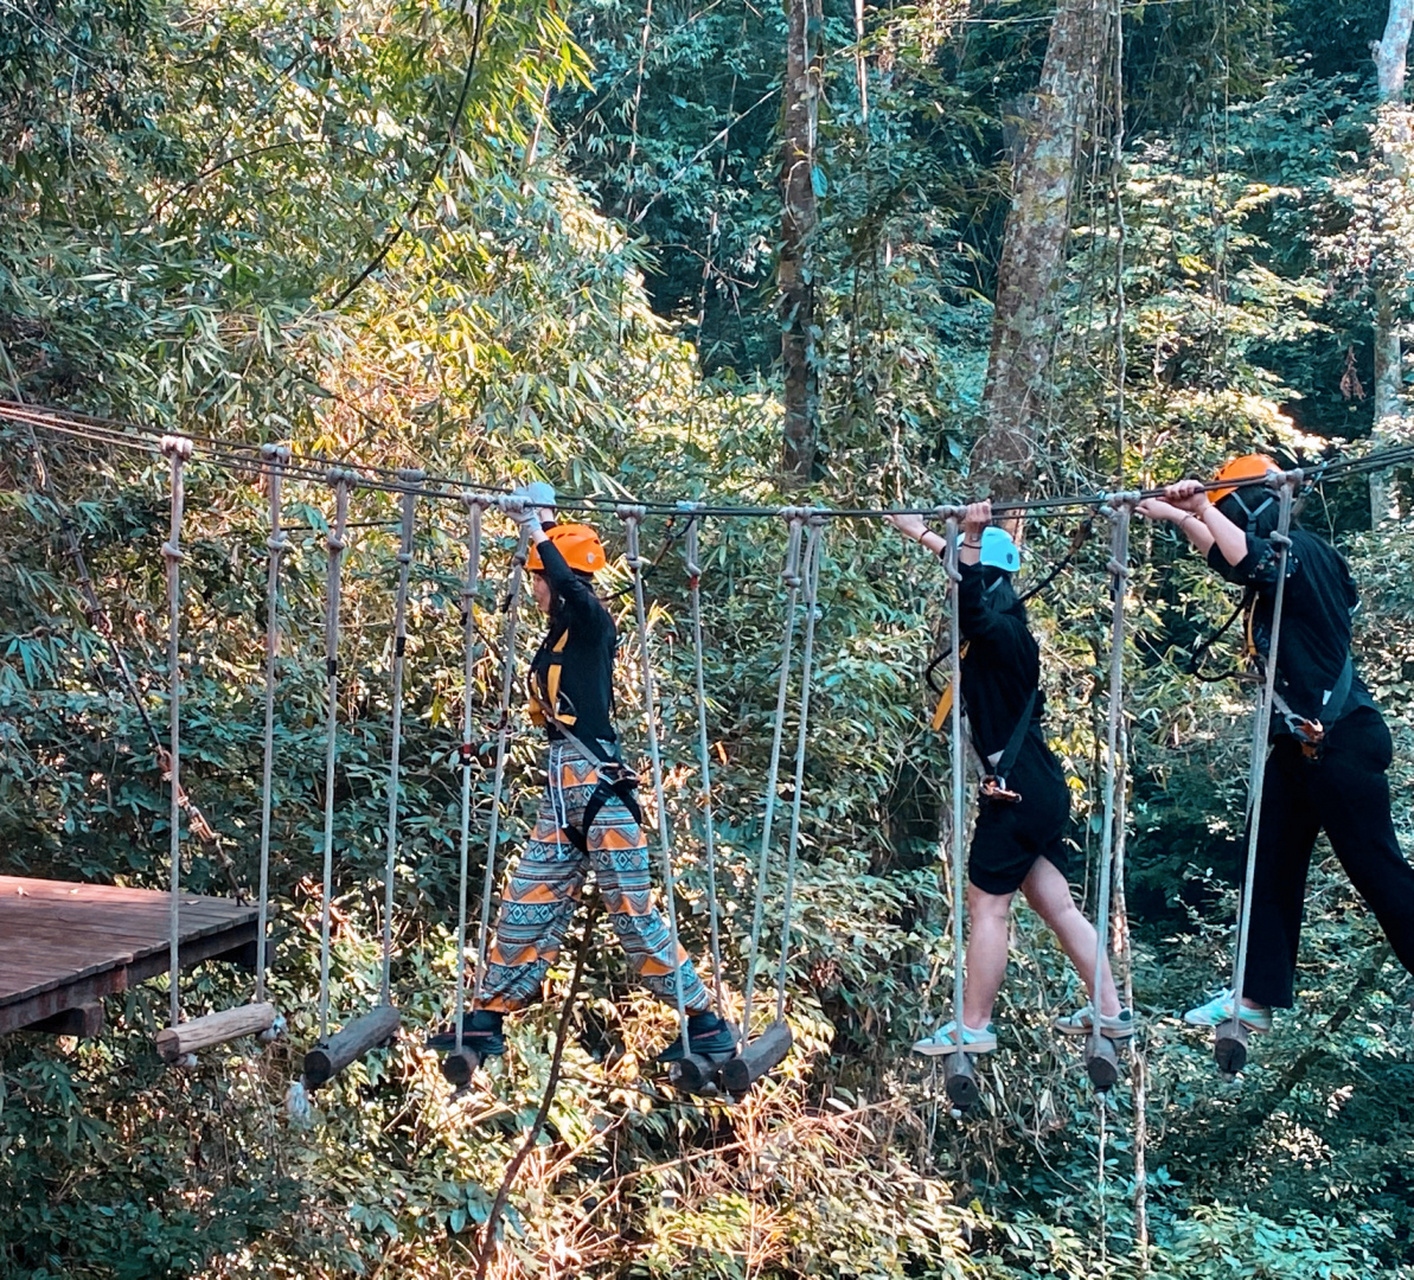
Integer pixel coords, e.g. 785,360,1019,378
1183,988,1272,1033
1053,1003,1136,1040
912,1020,997,1055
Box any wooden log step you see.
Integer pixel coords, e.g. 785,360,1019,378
718,1019,792,1095
302,1004,401,1090
440,1048,481,1088
1213,1018,1250,1075
156,1002,279,1064
1085,1035,1120,1091
669,1052,724,1096
943,1050,981,1113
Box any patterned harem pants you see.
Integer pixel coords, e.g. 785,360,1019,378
476,740,710,1014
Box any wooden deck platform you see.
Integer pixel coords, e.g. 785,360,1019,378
0,876,261,1037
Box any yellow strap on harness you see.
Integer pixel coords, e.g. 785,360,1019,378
528,630,574,728
930,642,968,734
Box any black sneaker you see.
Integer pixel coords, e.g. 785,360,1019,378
426,1010,506,1056
657,1013,739,1063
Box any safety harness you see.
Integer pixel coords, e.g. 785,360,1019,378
527,629,643,851
1189,581,1354,760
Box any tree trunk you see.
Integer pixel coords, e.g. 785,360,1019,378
780,0,822,486
1371,0,1414,525
972,0,1108,497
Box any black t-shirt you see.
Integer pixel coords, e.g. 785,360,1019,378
956,562,1048,767
1206,528,1375,727
528,538,618,746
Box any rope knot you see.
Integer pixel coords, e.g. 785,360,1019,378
160,434,194,461
326,467,357,489
259,443,291,464
266,532,290,553
1107,558,1131,578
161,539,183,562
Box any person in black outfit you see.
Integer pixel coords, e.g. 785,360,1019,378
1138,456,1414,1034
432,494,734,1063
887,501,1130,1054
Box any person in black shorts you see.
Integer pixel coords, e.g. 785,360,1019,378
1138,455,1414,1035
887,501,1131,1054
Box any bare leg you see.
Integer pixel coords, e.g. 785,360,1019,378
1020,857,1122,1016
962,884,1014,1028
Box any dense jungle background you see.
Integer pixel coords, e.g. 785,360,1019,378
4,0,1414,1274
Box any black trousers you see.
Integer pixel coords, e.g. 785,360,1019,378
1243,706,1414,1008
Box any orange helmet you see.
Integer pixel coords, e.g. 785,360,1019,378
1210,453,1279,504
526,522,607,574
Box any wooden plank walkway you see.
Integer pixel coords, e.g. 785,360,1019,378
0,876,261,1037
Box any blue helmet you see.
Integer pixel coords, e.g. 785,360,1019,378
979,526,1020,574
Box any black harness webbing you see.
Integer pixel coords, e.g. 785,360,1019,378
544,715,643,852
977,687,1037,803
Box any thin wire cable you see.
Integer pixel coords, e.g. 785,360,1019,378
317,472,354,1040
254,444,290,1006
683,510,727,1019
380,473,422,1006
1225,476,1297,1057
161,435,194,1029
622,506,691,1056
452,498,487,1038
773,515,825,1021
469,512,530,1013
9,399,1406,521
739,511,808,1047
1089,499,1134,1076
944,513,967,1051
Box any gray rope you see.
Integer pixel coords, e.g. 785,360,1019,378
773,515,826,1021
451,498,485,1036
317,471,354,1040
254,444,291,1006
943,513,966,1048
380,473,423,1006
1227,476,1299,1031
620,505,691,1057
1089,498,1135,1068
739,510,808,1045
161,434,194,1029
469,506,530,1013
683,509,727,1019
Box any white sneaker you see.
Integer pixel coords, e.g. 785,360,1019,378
912,1020,998,1055
1053,1003,1136,1039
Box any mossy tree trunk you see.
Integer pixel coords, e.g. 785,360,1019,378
780,0,822,486
972,0,1108,499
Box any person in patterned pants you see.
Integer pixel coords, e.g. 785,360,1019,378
431,491,734,1065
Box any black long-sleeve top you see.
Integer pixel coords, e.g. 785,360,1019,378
1207,529,1373,728
528,538,618,746
956,562,1048,766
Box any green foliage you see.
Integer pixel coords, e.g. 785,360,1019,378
4,0,1414,1277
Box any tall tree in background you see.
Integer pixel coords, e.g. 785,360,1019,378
781,0,823,484
1371,0,1414,524
971,0,1108,496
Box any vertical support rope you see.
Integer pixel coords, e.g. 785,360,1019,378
1089,498,1133,1070
740,510,807,1045
942,512,967,1049
773,515,825,1021
452,498,485,1036
255,443,290,1007
683,507,727,1019
621,506,691,1057
469,505,530,1013
1113,723,1149,1265
317,472,353,1041
161,434,194,1029
1226,474,1298,1039
380,473,423,1007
